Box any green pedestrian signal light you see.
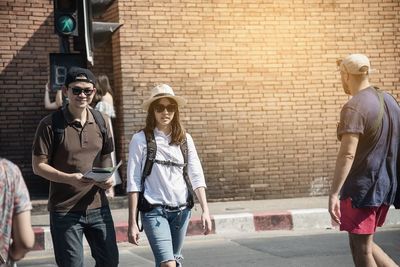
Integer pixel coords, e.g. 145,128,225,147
53,0,122,66
56,15,76,35
54,0,78,37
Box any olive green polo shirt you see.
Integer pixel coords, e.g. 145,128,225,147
32,106,114,212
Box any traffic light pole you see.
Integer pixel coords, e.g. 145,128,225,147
50,0,122,91
53,0,122,66
59,36,70,53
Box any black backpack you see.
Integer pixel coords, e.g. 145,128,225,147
51,108,111,158
136,130,195,230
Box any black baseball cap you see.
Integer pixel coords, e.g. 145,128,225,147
65,67,96,87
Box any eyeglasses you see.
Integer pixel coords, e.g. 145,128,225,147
154,104,177,113
71,87,94,96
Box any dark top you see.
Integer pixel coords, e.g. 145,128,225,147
32,106,113,212
337,86,400,208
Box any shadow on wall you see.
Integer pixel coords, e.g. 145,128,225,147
0,6,116,198
0,13,58,197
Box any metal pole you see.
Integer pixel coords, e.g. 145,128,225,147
59,36,70,53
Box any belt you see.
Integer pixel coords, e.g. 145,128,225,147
154,203,188,211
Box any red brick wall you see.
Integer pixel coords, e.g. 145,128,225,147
0,0,114,196
113,0,400,201
1,0,399,201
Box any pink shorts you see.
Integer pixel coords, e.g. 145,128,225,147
340,198,389,234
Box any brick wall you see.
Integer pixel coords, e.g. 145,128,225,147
113,0,400,201
1,0,399,201
0,0,114,196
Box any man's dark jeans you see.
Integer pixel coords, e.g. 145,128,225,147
50,206,119,267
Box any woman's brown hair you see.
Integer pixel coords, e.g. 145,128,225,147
93,74,113,105
143,98,186,145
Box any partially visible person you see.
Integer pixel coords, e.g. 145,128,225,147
93,74,122,198
127,84,212,267
329,54,399,267
44,82,63,110
0,158,35,266
32,67,119,267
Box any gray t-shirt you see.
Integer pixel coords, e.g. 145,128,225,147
337,86,400,208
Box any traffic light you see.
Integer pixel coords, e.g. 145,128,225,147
54,0,78,36
74,0,123,65
49,53,87,91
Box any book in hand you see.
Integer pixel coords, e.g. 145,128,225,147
84,161,122,182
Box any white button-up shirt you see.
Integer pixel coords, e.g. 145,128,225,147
127,128,206,206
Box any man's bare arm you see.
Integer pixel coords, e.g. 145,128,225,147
329,133,359,223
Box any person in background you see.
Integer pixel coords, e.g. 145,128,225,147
32,67,119,267
329,54,399,267
44,82,63,110
0,157,35,266
93,74,122,198
127,84,212,267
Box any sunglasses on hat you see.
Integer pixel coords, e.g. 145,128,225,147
70,87,94,96
154,103,177,113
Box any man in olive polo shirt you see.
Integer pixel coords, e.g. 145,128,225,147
32,67,119,267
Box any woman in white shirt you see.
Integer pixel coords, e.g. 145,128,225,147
127,84,212,267
93,74,122,197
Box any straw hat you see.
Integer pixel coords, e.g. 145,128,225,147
141,84,187,111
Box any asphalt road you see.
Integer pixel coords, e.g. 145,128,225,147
19,227,400,267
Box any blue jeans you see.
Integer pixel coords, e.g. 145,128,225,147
50,206,119,267
142,207,191,267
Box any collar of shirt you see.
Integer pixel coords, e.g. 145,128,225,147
153,128,182,163
62,106,95,127
154,127,171,138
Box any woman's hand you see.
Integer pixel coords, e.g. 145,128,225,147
128,223,141,245
194,187,213,235
201,210,212,235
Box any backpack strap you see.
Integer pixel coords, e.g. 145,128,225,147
90,109,107,137
136,130,157,231
51,108,110,163
180,138,188,176
140,131,195,205
51,109,67,162
142,130,157,181
89,109,111,154
180,137,195,208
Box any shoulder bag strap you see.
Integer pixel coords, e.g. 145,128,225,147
371,88,385,136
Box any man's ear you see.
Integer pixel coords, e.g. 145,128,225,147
346,72,351,81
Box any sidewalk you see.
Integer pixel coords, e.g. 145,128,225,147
31,196,400,251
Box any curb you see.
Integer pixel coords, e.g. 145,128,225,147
31,207,400,251
31,209,328,251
